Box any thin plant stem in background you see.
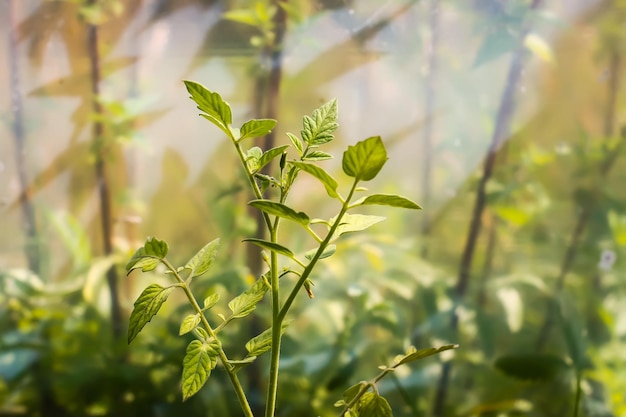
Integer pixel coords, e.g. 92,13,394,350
420,0,440,259
86,0,123,341
535,48,624,351
432,1,544,415
8,0,40,274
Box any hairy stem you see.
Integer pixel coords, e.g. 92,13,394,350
165,260,254,417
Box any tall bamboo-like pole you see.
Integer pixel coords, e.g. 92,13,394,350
432,1,544,415
86,0,123,340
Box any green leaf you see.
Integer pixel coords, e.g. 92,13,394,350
203,293,220,310
342,382,367,404
245,321,290,357
243,238,294,258
228,279,269,319
394,344,459,366
126,237,169,274
128,284,175,344
228,356,257,372
239,119,277,141
182,340,220,401
304,244,336,261
329,213,386,239
290,161,339,199
185,238,220,278
304,150,333,161
249,200,309,225
342,136,388,182
183,80,232,133
495,354,567,381
179,314,201,336
301,99,338,146
353,194,421,210
257,145,290,173
355,392,393,417
246,147,263,172
287,132,303,156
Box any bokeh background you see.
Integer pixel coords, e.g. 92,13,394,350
1,0,626,416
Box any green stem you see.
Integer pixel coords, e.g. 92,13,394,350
265,227,281,417
573,370,582,417
341,364,396,415
164,260,254,417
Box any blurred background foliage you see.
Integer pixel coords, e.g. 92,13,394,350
1,0,626,416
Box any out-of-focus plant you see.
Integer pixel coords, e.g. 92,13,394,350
125,82,457,417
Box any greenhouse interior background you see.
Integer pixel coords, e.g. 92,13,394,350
1,0,626,416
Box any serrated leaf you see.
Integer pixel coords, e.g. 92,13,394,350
243,238,294,258
203,293,220,310
128,284,175,344
290,161,339,199
329,213,386,239
179,314,201,336
355,392,393,417
245,321,290,357
342,136,388,182
182,340,220,401
257,145,289,173
239,119,277,141
394,344,459,366
228,279,269,319
183,80,232,133
304,150,333,161
185,238,220,278
301,99,338,146
249,200,309,225
354,194,422,210
495,354,567,381
287,132,303,156
304,244,336,261
126,237,169,274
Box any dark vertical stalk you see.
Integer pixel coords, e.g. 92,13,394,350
431,1,543,415
535,49,622,351
8,0,40,274
420,0,440,258
87,0,123,340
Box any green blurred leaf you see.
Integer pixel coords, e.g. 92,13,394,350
203,293,220,310
301,99,338,146
304,244,336,261
342,382,367,405
128,284,175,344
243,238,295,258
342,136,388,182
495,354,567,381
184,238,220,278
239,119,277,141
245,321,290,357
394,344,459,366
182,339,220,401
249,200,309,225
353,194,421,210
228,279,269,319
354,392,393,417
290,161,339,198
287,132,304,156
304,150,333,161
257,145,289,173
179,314,201,336
330,213,386,239
183,80,232,134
